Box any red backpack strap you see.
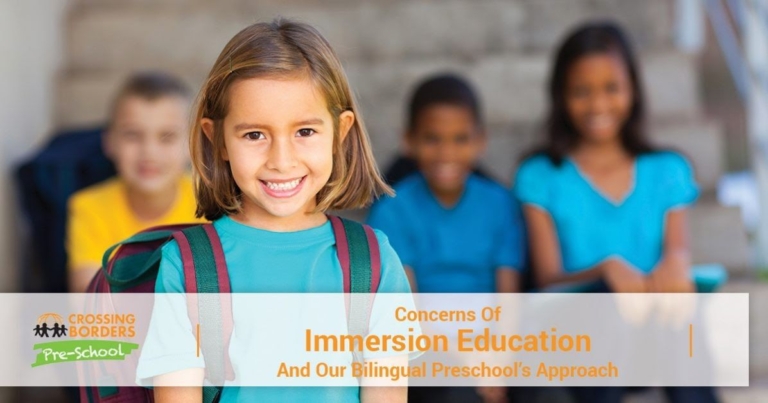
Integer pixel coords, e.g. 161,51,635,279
328,215,382,363
363,224,382,293
173,224,234,391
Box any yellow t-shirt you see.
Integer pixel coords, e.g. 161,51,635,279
66,176,205,270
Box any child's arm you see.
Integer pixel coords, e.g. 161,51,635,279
495,268,519,293
647,209,694,292
404,265,418,292
524,206,644,291
153,368,204,403
361,385,407,403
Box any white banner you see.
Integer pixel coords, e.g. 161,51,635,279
1,293,749,387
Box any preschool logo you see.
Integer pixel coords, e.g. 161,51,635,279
34,313,68,338
31,311,140,368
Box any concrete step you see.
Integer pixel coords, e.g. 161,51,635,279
68,0,675,65
721,280,768,379
516,0,675,52
54,70,209,129
650,119,725,192
56,49,702,142
58,49,701,126
624,384,768,403
689,201,751,273
65,2,525,73
717,385,768,403
348,50,701,136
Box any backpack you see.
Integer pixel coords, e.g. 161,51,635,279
80,215,382,403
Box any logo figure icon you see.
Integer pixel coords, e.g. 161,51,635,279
34,313,67,338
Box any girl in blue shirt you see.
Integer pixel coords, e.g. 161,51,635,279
514,22,718,403
136,19,413,403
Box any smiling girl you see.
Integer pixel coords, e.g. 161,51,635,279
135,19,412,403
513,21,718,403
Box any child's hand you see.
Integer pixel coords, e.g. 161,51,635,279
601,257,646,293
476,386,507,403
647,257,693,293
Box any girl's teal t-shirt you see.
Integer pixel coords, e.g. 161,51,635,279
136,215,414,402
513,151,699,274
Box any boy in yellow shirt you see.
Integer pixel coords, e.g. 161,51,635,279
67,72,205,292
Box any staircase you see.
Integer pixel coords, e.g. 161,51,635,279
59,0,752,273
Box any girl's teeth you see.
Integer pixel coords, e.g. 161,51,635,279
266,178,300,191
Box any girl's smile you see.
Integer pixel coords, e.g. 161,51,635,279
260,176,307,198
221,76,333,224
565,53,633,144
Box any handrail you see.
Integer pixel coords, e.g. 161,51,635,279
705,0,750,97
726,0,745,32
686,0,768,268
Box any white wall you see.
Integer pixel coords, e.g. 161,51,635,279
0,0,70,292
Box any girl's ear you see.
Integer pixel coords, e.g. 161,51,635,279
338,110,356,143
201,118,228,161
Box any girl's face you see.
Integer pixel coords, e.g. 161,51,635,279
564,52,633,144
204,76,353,224
407,104,485,201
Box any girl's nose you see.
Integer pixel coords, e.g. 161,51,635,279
589,94,610,114
265,136,298,172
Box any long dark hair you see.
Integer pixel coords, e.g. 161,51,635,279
537,21,655,165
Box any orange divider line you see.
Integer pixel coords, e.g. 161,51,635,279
689,324,693,358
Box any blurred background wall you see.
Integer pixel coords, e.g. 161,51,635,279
60,0,699,180
55,0,750,279
0,0,70,293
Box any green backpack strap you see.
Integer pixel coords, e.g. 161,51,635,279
99,228,181,287
173,224,233,403
328,215,382,363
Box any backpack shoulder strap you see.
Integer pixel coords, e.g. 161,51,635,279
173,223,233,401
328,215,382,363
328,215,382,294
100,228,181,287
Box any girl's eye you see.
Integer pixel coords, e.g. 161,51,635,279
297,128,316,137
244,132,265,140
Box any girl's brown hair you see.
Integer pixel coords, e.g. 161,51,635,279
190,18,392,220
